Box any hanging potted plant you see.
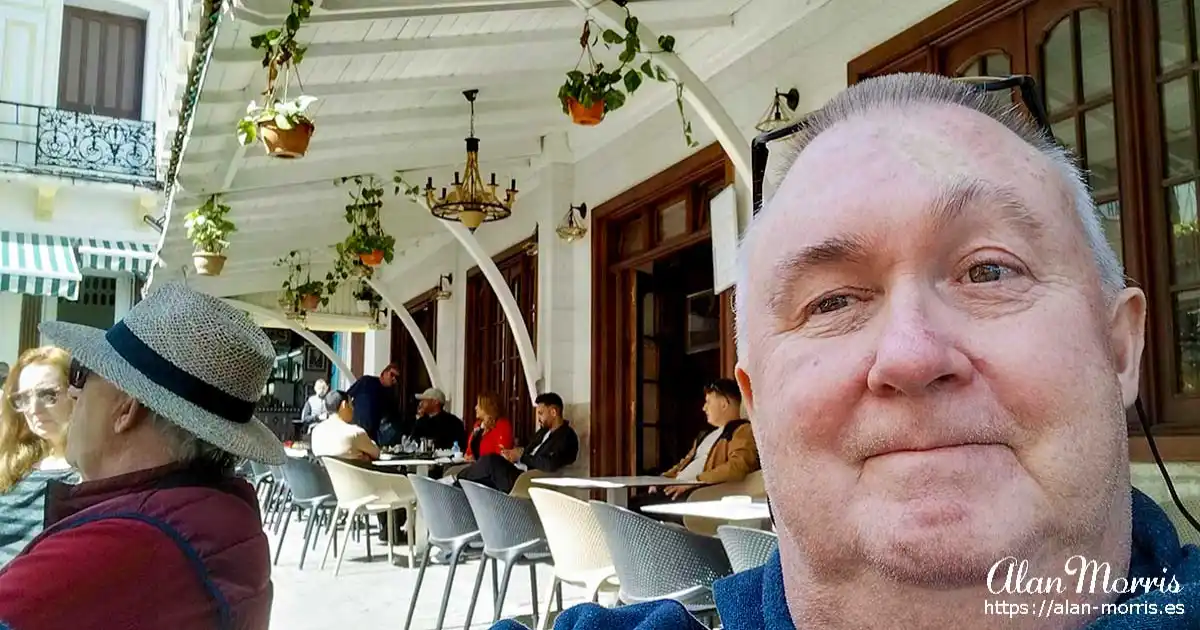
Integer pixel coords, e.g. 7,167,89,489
336,175,396,268
353,283,377,314
276,250,328,315
556,11,694,146
184,195,236,276
236,0,317,158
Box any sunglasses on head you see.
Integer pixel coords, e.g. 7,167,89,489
750,74,1054,215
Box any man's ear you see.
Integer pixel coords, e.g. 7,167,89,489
1108,287,1147,408
735,364,755,418
113,397,150,434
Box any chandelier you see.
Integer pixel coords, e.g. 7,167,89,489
425,89,518,232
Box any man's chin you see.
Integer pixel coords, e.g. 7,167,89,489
858,503,1039,587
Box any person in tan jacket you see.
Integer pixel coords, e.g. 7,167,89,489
634,378,760,510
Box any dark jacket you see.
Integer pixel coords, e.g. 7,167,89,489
520,421,579,473
0,461,272,630
347,375,396,442
492,488,1200,630
663,419,759,484
413,410,468,450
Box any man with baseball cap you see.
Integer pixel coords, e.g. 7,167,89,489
0,282,286,630
411,387,466,450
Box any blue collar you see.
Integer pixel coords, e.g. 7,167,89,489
712,488,1200,629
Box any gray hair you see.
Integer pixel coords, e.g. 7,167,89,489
147,411,238,471
735,73,1126,359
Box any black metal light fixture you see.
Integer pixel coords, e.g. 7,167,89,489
755,87,800,133
425,90,518,232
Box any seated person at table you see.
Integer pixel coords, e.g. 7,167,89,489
411,387,467,450
462,392,513,462
630,378,758,512
310,391,380,464
457,392,578,493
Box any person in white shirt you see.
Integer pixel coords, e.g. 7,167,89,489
310,390,379,463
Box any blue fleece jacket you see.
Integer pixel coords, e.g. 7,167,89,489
494,489,1200,629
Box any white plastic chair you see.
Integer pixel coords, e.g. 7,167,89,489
319,457,418,575
528,488,619,630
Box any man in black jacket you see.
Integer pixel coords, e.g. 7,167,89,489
456,392,578,493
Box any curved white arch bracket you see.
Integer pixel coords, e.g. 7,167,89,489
570,0,753,181
441,220,541,404
222,298,357,382
366,277,445,391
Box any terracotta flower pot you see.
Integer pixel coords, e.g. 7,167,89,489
359,249,384,266
192,252,226,276
300,293,321,311
259,120,314,158
567,97,605,126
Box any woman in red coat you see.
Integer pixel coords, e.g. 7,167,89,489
465,392,513,461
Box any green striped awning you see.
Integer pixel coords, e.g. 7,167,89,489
0,232,82,300
75,239,157,276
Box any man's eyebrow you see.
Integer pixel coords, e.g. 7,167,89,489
929,177,1047,240
766,234,873,314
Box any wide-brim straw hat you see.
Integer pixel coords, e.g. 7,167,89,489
40,282,286,464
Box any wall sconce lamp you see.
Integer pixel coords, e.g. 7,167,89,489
434,274,453,301
556,203,588,243
755,87,801,133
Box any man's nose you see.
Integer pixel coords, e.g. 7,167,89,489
865,291,972,397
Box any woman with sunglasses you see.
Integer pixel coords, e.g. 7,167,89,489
0,346,77,568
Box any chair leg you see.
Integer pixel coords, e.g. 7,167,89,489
403,543,433,630
319,507,343,570
556,581,564,611
386,510,395,566
492,559,500,600
537,576,560,630
272,504,297,565
298,507,319,570
405,504,416,567
364,515,373,563
463,556,490,630
529,563,539,626
434,545,467,630
335,508,359,576
492,559,517,623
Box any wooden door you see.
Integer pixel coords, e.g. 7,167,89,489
58,6,145,120
941,8,1027,76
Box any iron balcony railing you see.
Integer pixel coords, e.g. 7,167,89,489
0,100,160,188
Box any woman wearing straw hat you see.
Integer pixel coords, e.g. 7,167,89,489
0,283,286,630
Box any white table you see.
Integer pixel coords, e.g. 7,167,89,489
532,475,706,507
642,497,771,525
372,456,465,477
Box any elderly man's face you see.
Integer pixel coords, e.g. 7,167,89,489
67,373,135,480
737,103,1146,585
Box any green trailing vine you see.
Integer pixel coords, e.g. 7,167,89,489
334,175,397,267
276,249,328,314
557,4,695,146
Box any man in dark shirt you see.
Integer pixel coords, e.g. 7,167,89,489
457,392,578,493
346,364,399,443
411,388,467,450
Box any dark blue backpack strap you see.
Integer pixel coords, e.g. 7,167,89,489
39,512,233,630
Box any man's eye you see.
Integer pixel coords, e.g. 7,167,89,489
967,262,1015,283
812,295,852,314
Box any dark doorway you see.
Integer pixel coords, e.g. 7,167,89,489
390,289,438,424
633,242,722,474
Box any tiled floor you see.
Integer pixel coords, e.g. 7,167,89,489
266,519,596,630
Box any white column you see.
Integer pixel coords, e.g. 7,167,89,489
534,132,589,473
363,328,391,376
113,276,134,322
0,294,23,365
